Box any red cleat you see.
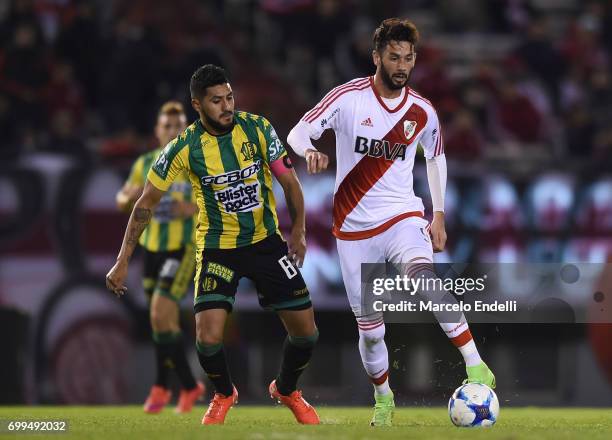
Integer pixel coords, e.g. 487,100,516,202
201,386,238,425
175,381,206,414
269,380,320,425
143,385,171,414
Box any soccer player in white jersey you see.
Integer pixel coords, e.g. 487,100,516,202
287,18,496,426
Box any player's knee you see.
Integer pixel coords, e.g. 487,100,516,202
196,333,223,346
150,307,163,331
288,328,319,348
150,305,173,332
195,321,223,346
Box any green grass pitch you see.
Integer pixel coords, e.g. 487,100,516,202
1,406,611,439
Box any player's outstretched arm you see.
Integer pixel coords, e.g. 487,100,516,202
276,169,307,267
287,121,329,174
106,181,165,297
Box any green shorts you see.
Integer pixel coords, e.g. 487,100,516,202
142,243,196,303
194,234,311,313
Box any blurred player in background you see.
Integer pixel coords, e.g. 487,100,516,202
107,65,320,426
287,18,495,426
115,101,204,414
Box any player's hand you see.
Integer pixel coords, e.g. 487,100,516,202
305,149,329,174
287,227,306,268
430,212,447,253
106,260,129,298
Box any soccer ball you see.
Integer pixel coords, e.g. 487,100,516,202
448,383,499,427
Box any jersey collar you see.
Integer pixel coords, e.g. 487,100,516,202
369,76,409,113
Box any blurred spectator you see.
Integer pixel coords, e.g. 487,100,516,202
436,0,488,33
0,93,17,151
492,78,543,143
444,109,485,160
460,77,494,135
0,20,49,145
44,61,85,126
564,103,596,158
0,0,607,176
560,16,608,99
2,0,40,38
309,0,349,61
41,109,90,161
412,46,458,113
515,18,566,103
335,17,375,81
54,0,102,104
99,18,164,133
483,0,536,33
559,67,588,112
587,68,612,127
592,128,612,171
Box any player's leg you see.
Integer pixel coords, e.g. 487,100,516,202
142,251,173,414
195,308,233,396
193,249,241,425
274,307,318,392
336,237,395,426
270,307,320,424
251,234,319,424
195,308,238,425
385,217,495,388
155,246,204,413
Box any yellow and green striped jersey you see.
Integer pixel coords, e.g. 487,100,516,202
147,111,287,250
127,148,195,252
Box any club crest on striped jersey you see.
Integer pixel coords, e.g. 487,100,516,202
241,141,257,161
404,120,417,140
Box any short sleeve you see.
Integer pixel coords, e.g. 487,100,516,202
147,139,189,191
127,156,145,186
258,117,287,164
420,107,444,159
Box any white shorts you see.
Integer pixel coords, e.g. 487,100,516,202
336,217,433,317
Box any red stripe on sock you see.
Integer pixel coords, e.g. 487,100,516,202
370,370,389,385
358,320,384,330
450,329,473,348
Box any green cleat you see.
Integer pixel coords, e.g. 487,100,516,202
370,391,395,427
464,361,496,388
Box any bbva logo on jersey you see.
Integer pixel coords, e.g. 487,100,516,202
354,136,408,160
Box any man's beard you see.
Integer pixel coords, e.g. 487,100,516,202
380,62,410,90
204,111,234,133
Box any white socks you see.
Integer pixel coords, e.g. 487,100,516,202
456,338,482,367
357,316,391,395
406,263,484,369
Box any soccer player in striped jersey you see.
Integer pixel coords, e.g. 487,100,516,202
116,101,204,414
287,18,495,426
107,65,320,426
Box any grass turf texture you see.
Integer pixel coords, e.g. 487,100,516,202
1,406,611,439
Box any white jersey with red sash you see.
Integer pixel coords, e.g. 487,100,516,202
300,76,444,240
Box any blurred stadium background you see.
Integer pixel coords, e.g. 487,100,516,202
0,0,610,408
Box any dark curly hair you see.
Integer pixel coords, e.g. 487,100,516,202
373,18,419,53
